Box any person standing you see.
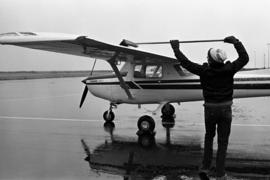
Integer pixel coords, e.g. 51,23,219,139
170,36,249,179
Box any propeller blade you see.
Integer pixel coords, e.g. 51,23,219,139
80,86,88,108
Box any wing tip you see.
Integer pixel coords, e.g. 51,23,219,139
0,31,82,44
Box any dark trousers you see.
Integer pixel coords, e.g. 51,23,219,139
202,104,232,177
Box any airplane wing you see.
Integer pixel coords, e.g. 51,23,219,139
0,32,180,100
0,32,177,63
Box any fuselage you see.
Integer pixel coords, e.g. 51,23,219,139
85,61,270,104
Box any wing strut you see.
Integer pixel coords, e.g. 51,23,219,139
108,52,133,99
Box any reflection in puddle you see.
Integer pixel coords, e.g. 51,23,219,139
82,119,202,180
81,119,270,180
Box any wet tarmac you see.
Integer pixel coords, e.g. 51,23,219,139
0,78,270,179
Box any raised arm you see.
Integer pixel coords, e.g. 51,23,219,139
170,40,204,76
224,36,249,73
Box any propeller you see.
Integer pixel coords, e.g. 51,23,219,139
79,59,97,108
79,85,88,108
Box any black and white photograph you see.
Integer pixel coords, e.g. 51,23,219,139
0,0,270,179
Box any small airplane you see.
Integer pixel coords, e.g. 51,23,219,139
1,32,270,133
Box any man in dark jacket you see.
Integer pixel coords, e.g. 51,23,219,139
170,36,249,179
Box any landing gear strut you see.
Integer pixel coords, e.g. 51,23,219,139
103,103,116,122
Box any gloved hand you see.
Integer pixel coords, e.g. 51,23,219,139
224,36,239,44
170,40,180,50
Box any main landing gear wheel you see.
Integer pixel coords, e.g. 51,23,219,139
137,115,155,132
161,103,175,117
103,111,115,122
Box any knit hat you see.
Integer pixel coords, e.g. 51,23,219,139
208,48,227,63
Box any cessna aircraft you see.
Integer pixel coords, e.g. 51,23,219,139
1,32,270,133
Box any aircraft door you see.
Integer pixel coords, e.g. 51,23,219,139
132,63,164,103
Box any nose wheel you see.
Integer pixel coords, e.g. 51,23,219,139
103,110,115,122
103,103,117,122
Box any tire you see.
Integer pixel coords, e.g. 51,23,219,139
161,103,175,117
103,111,115,122
137,115,155,132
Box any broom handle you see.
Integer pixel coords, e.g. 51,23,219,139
136,39,224,45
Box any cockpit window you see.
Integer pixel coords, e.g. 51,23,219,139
145,65,162,78
0,32,19,37
134,64,162,78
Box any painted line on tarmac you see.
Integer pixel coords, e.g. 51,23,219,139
1,116,270,127
232,123,270,127
0,116,100,122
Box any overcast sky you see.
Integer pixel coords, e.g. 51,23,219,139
0,0,270,71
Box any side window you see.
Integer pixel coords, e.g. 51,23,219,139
145,65,162,78
134,64,162,78
134,64,145,78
